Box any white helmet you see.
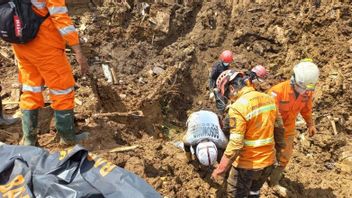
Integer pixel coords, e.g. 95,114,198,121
293,59,319,90
196,141,218,166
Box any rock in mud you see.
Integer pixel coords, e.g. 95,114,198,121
152,66,165,75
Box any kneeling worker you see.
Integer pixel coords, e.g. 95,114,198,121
183,110,228,166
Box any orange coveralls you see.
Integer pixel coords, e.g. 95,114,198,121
268,80,314,167
12,0,79,110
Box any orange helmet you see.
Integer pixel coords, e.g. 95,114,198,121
216,70,244,96
219,50,234,64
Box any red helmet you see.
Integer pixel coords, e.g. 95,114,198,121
251,65,268,80
216,70,244,96
219,50,234,64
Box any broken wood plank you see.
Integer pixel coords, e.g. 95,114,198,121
110,67,118,85
92,110,144,118
74,98,83,106
2,101,20,105
109,145,141,153
327,115,338,135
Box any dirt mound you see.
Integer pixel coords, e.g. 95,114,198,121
1,0,352,197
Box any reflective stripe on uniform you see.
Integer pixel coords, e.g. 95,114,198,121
244,136,273,147
49,87,74,95
230,133,243,140
31,0,46,9
59,25,77,36
249,190,260,195
245,104,276,121
49,6,68,15
22,84,43,93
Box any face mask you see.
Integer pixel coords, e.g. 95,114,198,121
223,63,229,67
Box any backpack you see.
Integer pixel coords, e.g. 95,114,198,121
0,0,49,44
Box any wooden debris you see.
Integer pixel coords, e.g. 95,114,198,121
327,115,338,135
109,145,141,153
110,67,118,85
2,101,20,105
92,110,144,118
74,98,83,106
122,0,131,10
102,64,113,83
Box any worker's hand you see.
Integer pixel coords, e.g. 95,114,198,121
211,167,224,184
76,54,89,75
307,125,317,137
72,45,89,76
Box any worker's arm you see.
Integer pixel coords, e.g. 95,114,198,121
213,88,227,114
182,135,193,162
268,90,286,158
274,113,285,160
46,0,88,75
209,63,221,90
212,107,245,179
46,0,79,46
300,95,316,136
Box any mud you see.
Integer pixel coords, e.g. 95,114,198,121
1,0,352,197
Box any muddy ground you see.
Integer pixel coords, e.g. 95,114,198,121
1,0,352,197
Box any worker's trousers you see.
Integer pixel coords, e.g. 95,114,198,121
227,165,274,198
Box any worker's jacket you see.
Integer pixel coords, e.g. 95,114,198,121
268,80,313,136
23,0,79,48
224,86,277,169
183,110,228,149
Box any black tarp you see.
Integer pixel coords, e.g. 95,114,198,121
0,144,161,198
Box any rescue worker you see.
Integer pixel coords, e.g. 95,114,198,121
211,70,285,198
267,59,319,196
244,64,268,88
183,110,228,166
209,50,234,98
0,85,19,126
12,0,89,146
213,65,268,114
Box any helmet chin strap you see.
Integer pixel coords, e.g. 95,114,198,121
290,76,306,96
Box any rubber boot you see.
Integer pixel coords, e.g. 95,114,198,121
21,110,39,146
0,98,20,126
269,166,288,197
54,109,89,146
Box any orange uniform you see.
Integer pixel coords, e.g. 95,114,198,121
224,86,278,169
13,0,79,110
268,80,314,167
